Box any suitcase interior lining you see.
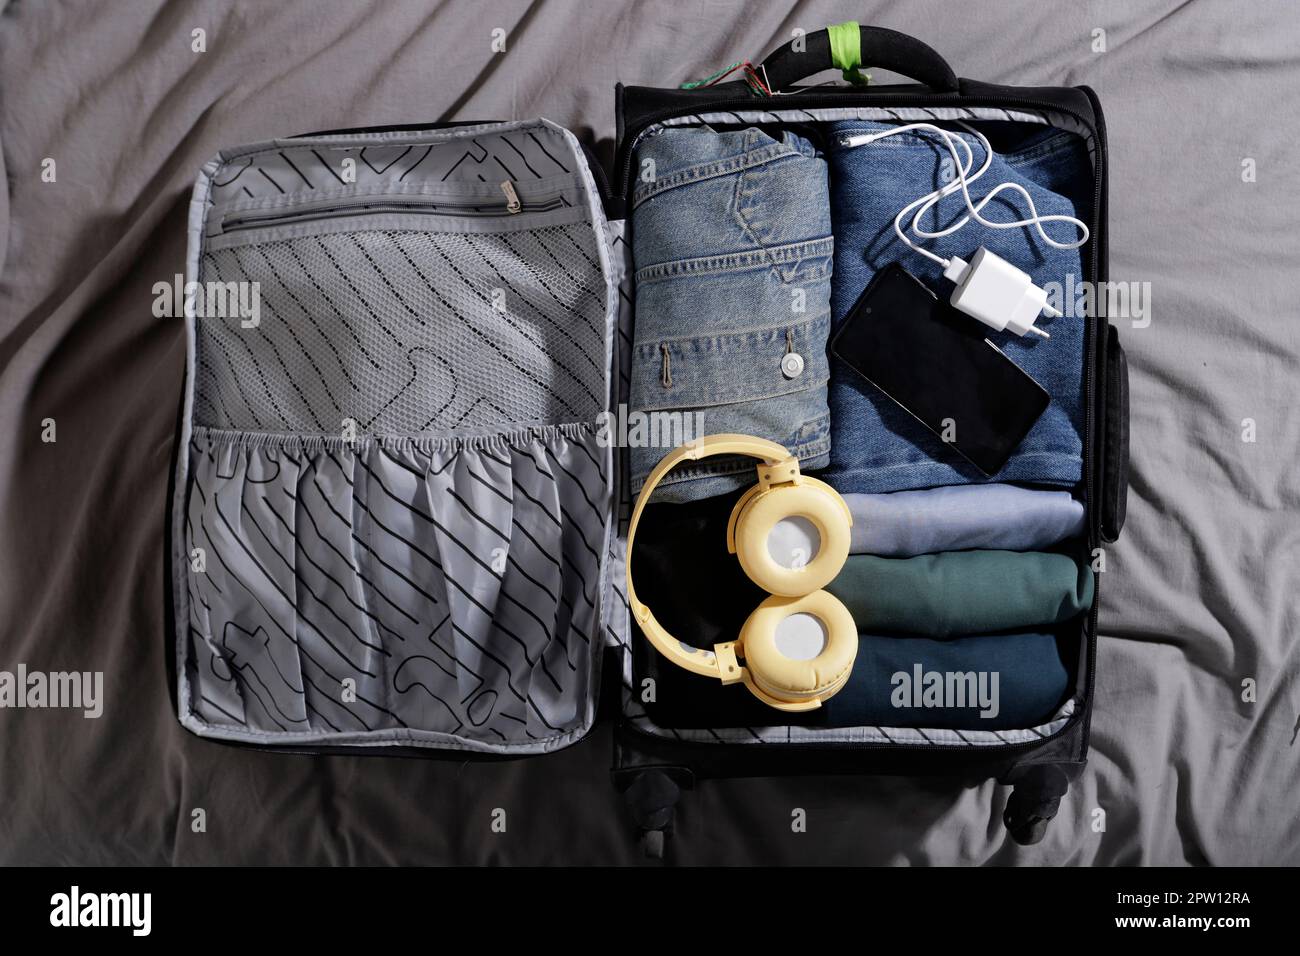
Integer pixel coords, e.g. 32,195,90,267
174,121,618,754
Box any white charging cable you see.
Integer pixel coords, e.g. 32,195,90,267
842,122,1090,338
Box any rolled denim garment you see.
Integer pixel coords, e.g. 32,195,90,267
825,120,1093,493
821,630,1071,730
629,126,834,503
844,483,1085,556
826,550,1094,637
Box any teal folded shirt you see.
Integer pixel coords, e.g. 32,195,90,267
826,550,1094,637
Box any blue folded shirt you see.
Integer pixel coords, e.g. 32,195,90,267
844,483,1084,556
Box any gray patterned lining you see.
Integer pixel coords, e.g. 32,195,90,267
185,426,608,749
207,123,583,204
195,222,607,435
648,106,1097,161
174,120,618,754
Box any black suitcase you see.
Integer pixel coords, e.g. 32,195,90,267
168,23,1128,859
605,24,1129,856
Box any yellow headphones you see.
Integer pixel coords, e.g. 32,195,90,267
625,434,858,712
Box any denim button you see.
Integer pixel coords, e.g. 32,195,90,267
781,352,805,379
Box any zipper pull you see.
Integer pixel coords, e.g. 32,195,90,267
500,180,521,214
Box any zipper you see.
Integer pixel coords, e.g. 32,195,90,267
1076,84,1108,760
576,140,613,208
499,179,522,213
291,119,504,138
616,90,1107,756
221,182,561,233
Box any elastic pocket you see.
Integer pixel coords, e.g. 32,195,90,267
1100,323,1129,542
183,426,609,750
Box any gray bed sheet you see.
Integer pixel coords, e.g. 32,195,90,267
1,0,1296,865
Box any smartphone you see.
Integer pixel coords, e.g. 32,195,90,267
828,263,1049,476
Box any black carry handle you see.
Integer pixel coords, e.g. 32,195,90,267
760,24,958,92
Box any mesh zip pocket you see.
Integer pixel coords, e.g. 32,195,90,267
195,223,608,435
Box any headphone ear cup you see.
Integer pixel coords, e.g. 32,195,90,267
732,479,851,596
739,590,857,704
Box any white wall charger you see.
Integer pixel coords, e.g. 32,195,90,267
943,248,1061,339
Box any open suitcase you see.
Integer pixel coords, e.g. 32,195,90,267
168,24,1129,858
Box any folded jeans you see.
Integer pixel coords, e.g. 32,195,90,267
824,119,1093,493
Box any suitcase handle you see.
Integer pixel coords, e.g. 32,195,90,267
759,23,959,92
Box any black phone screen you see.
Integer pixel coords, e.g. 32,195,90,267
828,263,1050,476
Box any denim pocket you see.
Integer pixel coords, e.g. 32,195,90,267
628,312,833,500
632,314,832,412
629,128,834,503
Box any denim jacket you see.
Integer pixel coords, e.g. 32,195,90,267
629,127,833,502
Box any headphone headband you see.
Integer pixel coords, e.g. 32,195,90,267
625,433,857,712
625,433,796,678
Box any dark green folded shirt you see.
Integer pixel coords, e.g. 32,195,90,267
826,550,1094,637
